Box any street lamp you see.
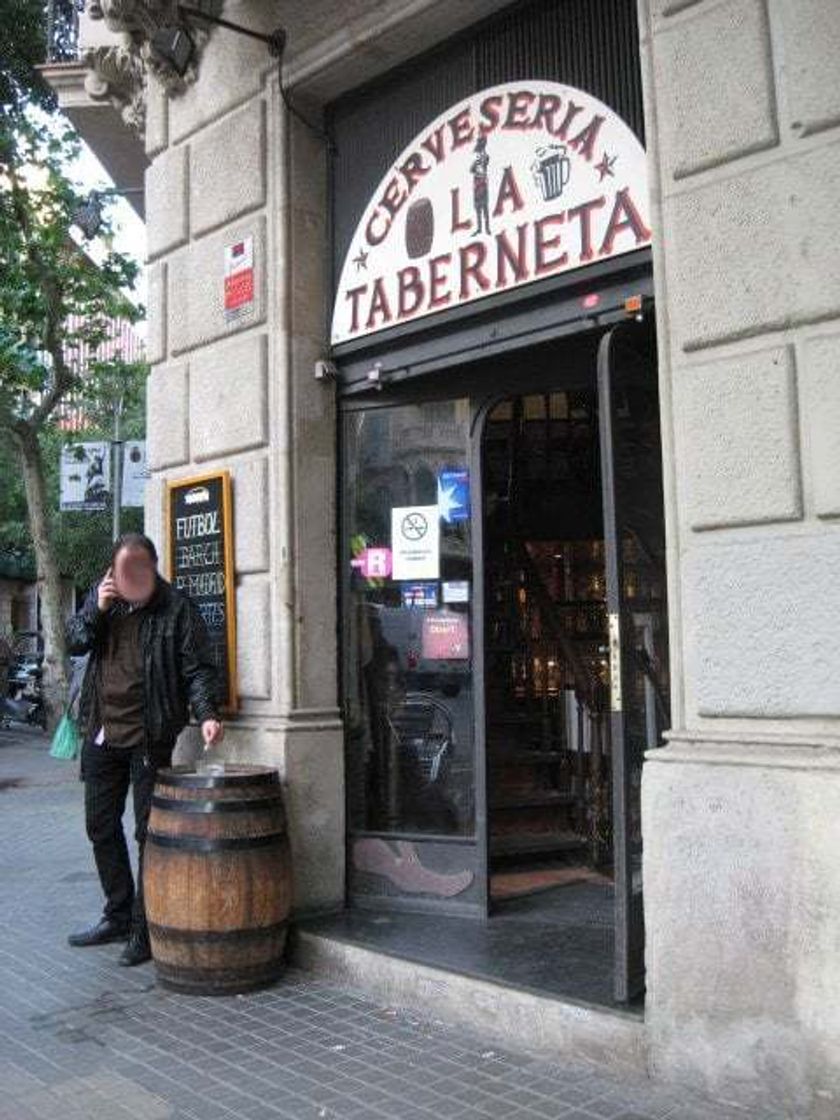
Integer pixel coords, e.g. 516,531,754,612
70,186,144,240
147,6,330,149
70,190,103,239
149,25,195,77
150,5,286,76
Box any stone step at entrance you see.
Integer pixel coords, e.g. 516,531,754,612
291,923,647,1078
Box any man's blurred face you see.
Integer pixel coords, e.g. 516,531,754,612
113,545,157,605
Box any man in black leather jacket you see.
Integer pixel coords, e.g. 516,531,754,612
66,532,223,965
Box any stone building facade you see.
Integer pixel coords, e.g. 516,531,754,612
141,39,346,919
45,1,840,1116
638,0,840,1110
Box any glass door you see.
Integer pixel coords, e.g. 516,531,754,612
342,397,488,917
597,322,670,1002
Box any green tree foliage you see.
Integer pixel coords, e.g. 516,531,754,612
0,0,55,116
0,360,148,591
0,12,146,724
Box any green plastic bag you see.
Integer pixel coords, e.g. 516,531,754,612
50,713,81,761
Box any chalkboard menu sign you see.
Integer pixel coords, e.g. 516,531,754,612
166,470,237,712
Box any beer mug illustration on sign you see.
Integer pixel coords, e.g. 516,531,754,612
531,144,571,202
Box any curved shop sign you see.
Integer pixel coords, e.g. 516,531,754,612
331,81,650,346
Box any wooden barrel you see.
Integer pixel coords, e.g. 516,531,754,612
144,765,291,996
405,197,434,259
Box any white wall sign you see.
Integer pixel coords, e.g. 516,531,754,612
331,81,651,345
60,442,111,511
391,505,440,581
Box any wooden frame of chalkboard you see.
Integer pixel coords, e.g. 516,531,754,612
165,469,238,714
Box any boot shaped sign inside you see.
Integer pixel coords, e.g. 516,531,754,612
331,81,651,346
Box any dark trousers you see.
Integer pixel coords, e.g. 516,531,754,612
81,740,174,932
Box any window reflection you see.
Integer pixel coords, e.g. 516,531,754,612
344,399,474,837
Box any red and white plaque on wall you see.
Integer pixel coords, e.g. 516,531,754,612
224,236,254,323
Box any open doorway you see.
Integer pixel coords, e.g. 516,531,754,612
329,319,668,1008
482,321,669,1002
484,387,615,896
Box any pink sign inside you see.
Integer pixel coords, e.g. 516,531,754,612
351,547,392,578
422,612,470,660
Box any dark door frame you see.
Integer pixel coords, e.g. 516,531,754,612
597,320,667,1002
597,325,640,1003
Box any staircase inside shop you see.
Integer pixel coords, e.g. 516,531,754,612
486,540,611,872
483,392,615,896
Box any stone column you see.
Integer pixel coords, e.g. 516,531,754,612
639,0,840,1114
143,6,343,914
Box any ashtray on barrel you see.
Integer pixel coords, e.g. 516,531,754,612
144,764,292,995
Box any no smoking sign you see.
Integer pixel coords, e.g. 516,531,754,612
392,505,439,581
401,511,429,540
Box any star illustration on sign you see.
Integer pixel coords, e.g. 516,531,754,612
353,248,368,270
437,482,461,523
595,152,617,181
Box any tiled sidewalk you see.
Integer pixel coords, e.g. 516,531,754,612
0,729,770,1120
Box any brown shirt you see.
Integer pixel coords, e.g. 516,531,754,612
99,608,146,747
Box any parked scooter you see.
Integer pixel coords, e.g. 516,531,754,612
1,632,46,730
0,690,45,729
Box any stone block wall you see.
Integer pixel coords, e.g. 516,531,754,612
639,0,840,1113
143,4,343,914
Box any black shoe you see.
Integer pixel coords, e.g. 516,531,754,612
68,917,131,947
118,929,152,967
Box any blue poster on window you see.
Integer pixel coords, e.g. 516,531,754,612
401,582,438,609
437,469,470,524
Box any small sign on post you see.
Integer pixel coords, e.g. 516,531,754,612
121,440,149,508
60,442,111,511
166,470,238,712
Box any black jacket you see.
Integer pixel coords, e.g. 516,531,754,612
67,576,221,748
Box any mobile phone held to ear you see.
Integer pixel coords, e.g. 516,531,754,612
110,566,127,602
98,567,121,609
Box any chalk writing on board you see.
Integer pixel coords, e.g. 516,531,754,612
167,472,237,711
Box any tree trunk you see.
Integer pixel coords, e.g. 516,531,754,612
13,425,69,731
